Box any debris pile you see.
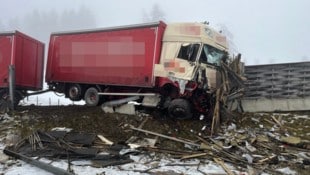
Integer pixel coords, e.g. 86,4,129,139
1,106,309,174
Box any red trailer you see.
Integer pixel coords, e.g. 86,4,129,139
0,31,45,106
46,21,166,105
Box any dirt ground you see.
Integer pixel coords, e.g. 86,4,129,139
1,105,310,174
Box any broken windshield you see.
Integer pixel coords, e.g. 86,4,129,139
200,44,225,66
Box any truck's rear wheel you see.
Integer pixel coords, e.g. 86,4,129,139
84,87,99,106
168,98,193,119
68,84,82,101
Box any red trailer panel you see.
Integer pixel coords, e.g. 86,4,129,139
46,21,166,87
0,31,45,90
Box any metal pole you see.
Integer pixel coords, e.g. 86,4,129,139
98,92,157,96
8,65,15,110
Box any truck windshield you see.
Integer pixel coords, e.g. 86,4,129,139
199,44,225,66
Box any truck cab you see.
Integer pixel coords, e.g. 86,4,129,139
155,22,229,119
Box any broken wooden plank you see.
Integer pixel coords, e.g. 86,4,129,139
213,158,234,175
130,126,200,147
180,153,207,160
97,135,114,145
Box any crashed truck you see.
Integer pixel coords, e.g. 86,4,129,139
46,21,231,119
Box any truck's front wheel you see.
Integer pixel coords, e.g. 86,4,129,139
84,87,99,106
168,98,193,119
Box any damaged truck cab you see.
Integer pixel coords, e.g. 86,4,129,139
154,23,229,119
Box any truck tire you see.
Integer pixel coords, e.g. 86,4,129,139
168,98,193,119
84,87,99,106
67,84,82,101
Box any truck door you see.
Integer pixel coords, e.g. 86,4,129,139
198,44,225,91
167,43,200,81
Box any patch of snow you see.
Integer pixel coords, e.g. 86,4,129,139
293,114,309,120
227,123,236,131
4,161,54,175
0,150,233,175
20,91,85,106
276,167,296,175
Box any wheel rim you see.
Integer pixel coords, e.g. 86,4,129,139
69,87,79,98
85,88,99,106
171,107,186,118
89,93,97,102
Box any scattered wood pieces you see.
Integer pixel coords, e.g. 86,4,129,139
213,158,234,175
130,126,200,148
271,116,284,129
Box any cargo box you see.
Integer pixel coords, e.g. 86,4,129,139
0,31,45,90
46,21,166,88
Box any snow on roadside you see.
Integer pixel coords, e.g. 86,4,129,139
0,151,231,175
20,91,85,106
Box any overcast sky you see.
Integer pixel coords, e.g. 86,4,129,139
0,0,309,65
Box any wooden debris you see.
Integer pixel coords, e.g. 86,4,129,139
258,155,277,163
180,153,207,160
97,135,114,145
280,136,301,145
211,88,222,136
137,117,149,129
130,126,200,148
213,158,234,175
126,136,156,148
271,116,284,129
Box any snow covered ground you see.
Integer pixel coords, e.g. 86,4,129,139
0,144,231,175
20,91,85,106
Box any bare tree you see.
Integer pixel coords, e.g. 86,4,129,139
143,3,166,22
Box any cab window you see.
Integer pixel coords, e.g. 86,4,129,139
177,43,200,62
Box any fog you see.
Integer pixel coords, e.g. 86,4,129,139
1,0,309,65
